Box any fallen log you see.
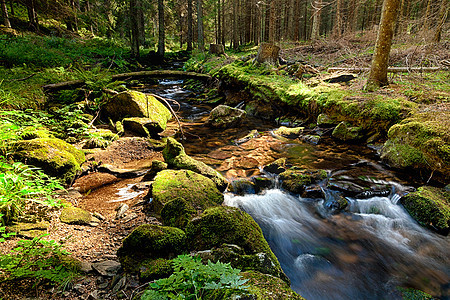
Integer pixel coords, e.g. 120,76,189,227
42,70,211,93
111,70,212,81
327,67,445,73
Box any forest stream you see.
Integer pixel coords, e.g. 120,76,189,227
80,78,449,300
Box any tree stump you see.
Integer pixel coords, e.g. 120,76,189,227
209,44,225,55
254,43,280,65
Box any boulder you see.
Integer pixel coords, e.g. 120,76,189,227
122,117,165,137
139,258,173,282
151,169,223,215
229,179,259,195
279,169,328,194
380,112,450,179
332,122,364,141
160,197,197,229
263,158,287,174
103,90,172,127
401,186,450,235
117,224,186,272
316,113,337,127
60,206,95,226
185,206,286,281
206,105,247,128
7,221,49,239
142,160,168,181
273,126,304,138
162,137,228,191
13,138,85,185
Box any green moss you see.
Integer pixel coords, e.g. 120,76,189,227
401,186,450,234
160,197,197,229
19,127,53,140
12,138,85,184
152,169,224,215
332,122,363,141
185,206,285,281
274,126,304,138
117,224,186,272
397,287,434,300
205,271,305,300
139,258,173,282
59,206,93,225
280,169,327,194
162,137,228,191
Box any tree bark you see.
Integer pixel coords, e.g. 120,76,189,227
187,0,193,51
334,0,342,37
433,0,448,43
311,0,322,40
268,0,276,42
255,42,280,65
1,0,11,27
209,43,225,55
130,0,140,57
366,0,401,90
26,0,39,32
197,0,204,51
158,0,165,57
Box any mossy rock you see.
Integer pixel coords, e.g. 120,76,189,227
273,126,304,138
332,122,364,141
161,197,197,229
142,160,168,181
206,105,247,128
117,224,186,272
401,186,450,235
185,206,285,281
380,111,450,179
317,113,337,127
7,221,49,239
263,158,287,174
139,258,173,282
12,138,85,185
20,127,54,140
205,271,305,300
280,168,328,194
104,91,172,128
152,169,223,215
123,117,165,137
59,206,93,225
162,137,228,191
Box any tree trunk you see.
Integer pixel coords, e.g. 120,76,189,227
422,0,432,32
26,0,39,32
232,0,238,48
9,0,13,16
334,0,342,37
268,0,276,42
187,0,193,51
1,0,11,27
130,0,140,57
255,42,280,65
433,0,448,43
158,0,165,57
197,0,204,51
366,0,401,90
311,0,322,40
209,43,225,55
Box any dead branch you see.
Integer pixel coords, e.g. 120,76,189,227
327,67,445,73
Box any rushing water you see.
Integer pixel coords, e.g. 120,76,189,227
140,79,450,299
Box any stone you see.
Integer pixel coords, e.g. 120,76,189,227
115,203,129,219
160,197,197,229
12,138,85,185
163,137,228,191
72,172,119,193
97,164,148,178
273,126,304,138
263,158,286,174
151,169,223,215
60,207,93,225
92,260,122,277
206,105,247,128
234,129,259,145
280,169,328,194
301,134,321,145
103,91,172,127
229,179,259,196
401,186,450,235
142,160,168,181
332,122,363,141
316,113,337,127
122,117,165,137
7,221,49,239
139,258,173,282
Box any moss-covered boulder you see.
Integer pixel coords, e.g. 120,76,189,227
20,127,54,140
103,91,172,127
117,224,186,272
206,105,247,128
279,168,328,194
7,221,49,239
205,271,305,300
332,122,364,141
263,158,287,174
162,137,228,191
12,138,85,185
317,113,337,127
401,186,450,235
273,126,304,138
139,258,173,282
380,111,450,179
160,197,197,229
142,160,168,181
152,169,223,215
122,117,165,137
59,206,94,226
185,206,286,281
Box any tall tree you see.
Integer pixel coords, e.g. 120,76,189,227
158,0,165,56
187,0,193,51
130,0,141,57
434,0,448,43
366,0,401,90
334,0,342,37
311,0,322,40
197,0,204,51
1,0,11,27
26,0,39,31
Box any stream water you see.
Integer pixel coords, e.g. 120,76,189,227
139,79,449,299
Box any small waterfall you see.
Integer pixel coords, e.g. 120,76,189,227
224,189,450,300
